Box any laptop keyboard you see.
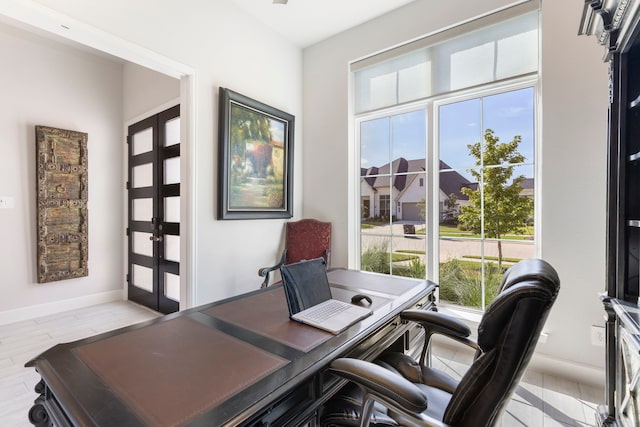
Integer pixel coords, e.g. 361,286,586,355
303,300,351,323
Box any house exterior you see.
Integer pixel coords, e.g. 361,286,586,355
361,158,534,222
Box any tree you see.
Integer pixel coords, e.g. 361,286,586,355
442,193,459,224
458,129,533,269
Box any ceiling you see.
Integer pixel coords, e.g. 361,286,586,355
228,0,419,48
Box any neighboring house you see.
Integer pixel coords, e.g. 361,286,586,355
361,158,533,221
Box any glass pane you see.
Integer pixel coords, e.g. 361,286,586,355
450,42,495,91
164,157,180,185
396,172,427,226
360,177,374,222
361,234,391,275
439,98,481,170
132,198,153,222
438,237,484,308
132,127,153,156
132,163,153,188
165,272,180,302
164,196,180,223
132,264,153,292
164,234,180,262
164,117,180,147
132,232,153,257
391,235,426,279
361,117,390,171
482,87,535,166
398,61,431,104
439,170,471,228
369,72,397,111
391,110,426,162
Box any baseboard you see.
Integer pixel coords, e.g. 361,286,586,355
0,290,125,326
528,351,605,388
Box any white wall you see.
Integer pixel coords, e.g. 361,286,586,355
303,0,609,378
0,23,124,315
31,0,304,305
123,62,179,122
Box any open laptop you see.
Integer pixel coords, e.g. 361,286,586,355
280,258,372,334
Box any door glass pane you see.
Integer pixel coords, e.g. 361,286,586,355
132,232,153,257
164,234,180,262
132,264,153,292
132,127,153,155
132,198,153,222
165,272,180,302
164,157,180,185
164,196,180,223
133,163,153,188
165,117,180,147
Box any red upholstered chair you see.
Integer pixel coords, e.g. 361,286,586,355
258,219,331,288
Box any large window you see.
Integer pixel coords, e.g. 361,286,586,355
353,5,539,311
360,109,427,278
437,87,535,310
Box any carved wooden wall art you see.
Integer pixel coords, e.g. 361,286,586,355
36,125,88,283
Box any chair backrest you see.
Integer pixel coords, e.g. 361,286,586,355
443,259,560,427
284,219,331,266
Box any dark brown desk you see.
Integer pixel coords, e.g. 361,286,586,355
26,269,435,426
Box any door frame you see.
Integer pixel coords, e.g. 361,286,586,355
0,3,198,309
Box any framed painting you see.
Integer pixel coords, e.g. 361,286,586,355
218,87,294,219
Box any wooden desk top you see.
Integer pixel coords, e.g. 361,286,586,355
26,269,435,426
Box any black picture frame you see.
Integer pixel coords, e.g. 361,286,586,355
218,87,294,220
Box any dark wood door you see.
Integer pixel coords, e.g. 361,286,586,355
127,105,180,314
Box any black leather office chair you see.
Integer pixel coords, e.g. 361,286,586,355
321,258,560,427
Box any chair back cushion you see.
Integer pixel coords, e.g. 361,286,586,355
285,219,332,265
443,259,560,427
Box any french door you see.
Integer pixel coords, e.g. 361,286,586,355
127,105,180,314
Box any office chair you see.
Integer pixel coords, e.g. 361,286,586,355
321,258,560,427
259,218,331,288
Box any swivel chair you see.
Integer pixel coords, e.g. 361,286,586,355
258,218,331,288
321,258,560,427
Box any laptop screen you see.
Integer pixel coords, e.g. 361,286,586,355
280,258,332,316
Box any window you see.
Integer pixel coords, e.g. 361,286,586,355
360,109,427,278
352,5,539,310
437,87,535,310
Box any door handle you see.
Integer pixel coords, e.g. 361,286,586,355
149,235,163,242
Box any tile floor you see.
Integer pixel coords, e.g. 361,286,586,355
0,301,603,426
429,337,604,427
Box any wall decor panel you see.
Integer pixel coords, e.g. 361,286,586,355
36,125,88,283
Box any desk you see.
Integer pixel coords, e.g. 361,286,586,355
26,269,435,426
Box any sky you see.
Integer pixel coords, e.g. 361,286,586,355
360,87,535,182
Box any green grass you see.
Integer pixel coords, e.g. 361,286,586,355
361,243,509,309
462,255,522,263
391,253,419,262
439,224,533,240
438,259,504,309
396,249,426,255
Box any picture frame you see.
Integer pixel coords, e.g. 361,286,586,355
218,87,294,220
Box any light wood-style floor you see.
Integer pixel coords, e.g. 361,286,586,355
0,301,603,426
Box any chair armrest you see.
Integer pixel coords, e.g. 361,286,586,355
401,309,471,340
330,358,450,427
258,250,286,288
258,263,281,278
330,358,428,413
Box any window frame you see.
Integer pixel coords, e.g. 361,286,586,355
350,76,540,311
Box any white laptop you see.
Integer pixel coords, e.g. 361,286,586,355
280,258,372,334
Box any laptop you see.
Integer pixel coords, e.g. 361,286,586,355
280,258,372,334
